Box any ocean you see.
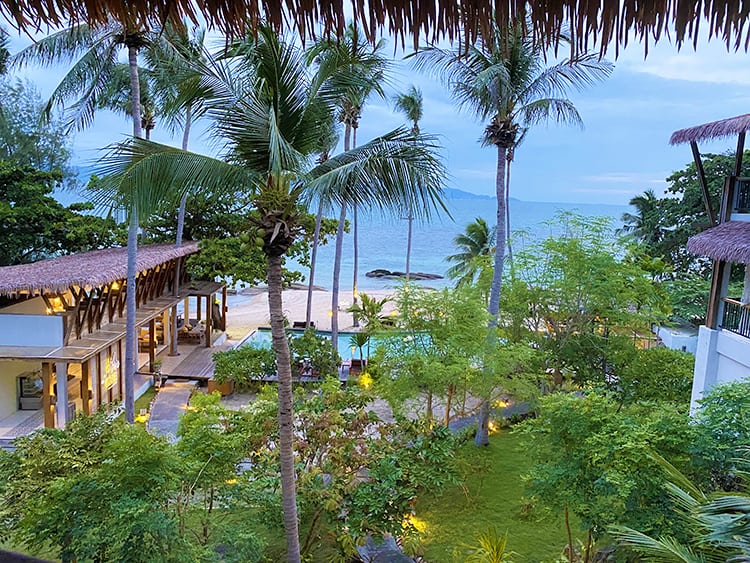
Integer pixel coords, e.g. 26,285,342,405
299,192,630,291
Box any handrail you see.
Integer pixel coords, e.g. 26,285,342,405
734,177,750,212
721,297,750,339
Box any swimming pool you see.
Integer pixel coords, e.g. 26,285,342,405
241,327,376,360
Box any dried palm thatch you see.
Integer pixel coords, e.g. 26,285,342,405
687,221,750,264
670,113,750,146
0,242,199,296
3,0,750,55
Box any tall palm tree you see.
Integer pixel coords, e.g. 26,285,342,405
393,85,424,282
413,20,613,445
14,22,152,423
446,217,496,287
100,28,445,561
309,24,390,342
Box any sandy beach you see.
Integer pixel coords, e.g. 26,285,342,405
224,287,398,341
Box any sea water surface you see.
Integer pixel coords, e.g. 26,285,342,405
299,193,630,291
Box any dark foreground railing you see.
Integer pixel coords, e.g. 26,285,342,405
721,297,750,339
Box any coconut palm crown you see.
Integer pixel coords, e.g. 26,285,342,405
97,27,445,562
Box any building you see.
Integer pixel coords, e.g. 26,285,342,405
0,242,228,438
670,115,750,409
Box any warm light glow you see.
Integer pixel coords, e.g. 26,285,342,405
403,513,428,533
225,478,238,485
328,310,334,318
488,421,500,435
111,281,120,291
494,399,509,409
353,289,359,299
45,308,52,315
359,372,373,389
49,296,66,313
135,413,149,424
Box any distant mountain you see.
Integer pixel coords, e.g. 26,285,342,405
444,187,494,200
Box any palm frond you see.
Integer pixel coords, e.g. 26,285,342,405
611,528,707,563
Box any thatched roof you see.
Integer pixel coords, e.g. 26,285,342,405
687,221,750,264
0,242,199,296
670,114,750,146
3,0,750,55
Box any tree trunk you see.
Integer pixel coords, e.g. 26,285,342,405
123,43,143,425
352,202,359,328
306,201,324,327
505,158,512,265
127,45,143,139
426,391,433,420
405,212,413,284
331,203,346,349
565,504,574,563
445,384,454,427
331,122,352,350
474,144,507,447
124,211,138,424
268,254,302,563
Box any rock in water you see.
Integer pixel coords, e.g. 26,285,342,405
365,269,443,280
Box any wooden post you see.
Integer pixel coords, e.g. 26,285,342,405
196,295,202,321
735,131,745,177
707,260,731,329
222,286,228,331
93,353,101,411
184,297,190,325
81,360,91,415
169,305,179,356
41,362,55,428
149,318,156,371
205,294,212,348
691,141,718,226
55,362,69,428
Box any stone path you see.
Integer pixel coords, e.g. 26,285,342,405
147,380,197,441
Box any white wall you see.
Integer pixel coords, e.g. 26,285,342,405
656,325,698,355
0,360,42,420
691,326,750,411
0,315,63,347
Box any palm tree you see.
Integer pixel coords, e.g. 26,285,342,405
14,22,152,423
100,28,445,561
620,189,663,248
413,20,612,445
394,85,424,283
446,217,496,287
309,24,390,342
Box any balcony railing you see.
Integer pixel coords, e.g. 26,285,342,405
721,297,750,339
735,178,750,213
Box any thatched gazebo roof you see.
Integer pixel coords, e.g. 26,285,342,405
687,221,750,264
3,0,750,55
0,242,199,296
670,114,750,146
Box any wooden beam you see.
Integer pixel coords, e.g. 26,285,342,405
707,259,731,329
41,362,55,428
222,285,228,331
736,132,746,177
148,318,156,370
691,141,717,226
205,295,212,348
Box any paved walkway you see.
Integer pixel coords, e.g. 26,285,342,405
147,380,197,441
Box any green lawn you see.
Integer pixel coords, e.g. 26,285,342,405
415,430,578,562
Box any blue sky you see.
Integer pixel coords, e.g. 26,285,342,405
8,29,750,206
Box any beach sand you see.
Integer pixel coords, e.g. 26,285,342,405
225,287,397,341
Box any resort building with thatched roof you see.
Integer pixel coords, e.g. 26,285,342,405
671,114,750,409
0,242,228,441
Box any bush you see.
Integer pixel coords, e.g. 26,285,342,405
617,347,694,405
213,345,276,388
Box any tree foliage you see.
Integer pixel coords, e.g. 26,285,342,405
0,161,123,266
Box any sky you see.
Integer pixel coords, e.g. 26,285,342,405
7,27,750,206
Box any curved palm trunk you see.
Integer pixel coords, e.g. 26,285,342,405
172,104,194,354
475,144,507,447
505,159,513,265
331,123,352,349
306,201,324,327
124,43,143,425
331,203,346,347
124,211,138,423
405,211,413,283
352,203,359,327
268,253,302,563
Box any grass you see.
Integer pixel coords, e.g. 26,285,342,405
415,430,579,562
134,386,158,425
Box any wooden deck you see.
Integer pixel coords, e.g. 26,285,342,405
163,340,235,382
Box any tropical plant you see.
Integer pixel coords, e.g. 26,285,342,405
446,217,496,287
394,84,424,282
413,19,613,445
460,528,517,563
620,189,664,247
98,28,444,562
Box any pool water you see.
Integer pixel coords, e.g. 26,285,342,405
241,328,377,360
